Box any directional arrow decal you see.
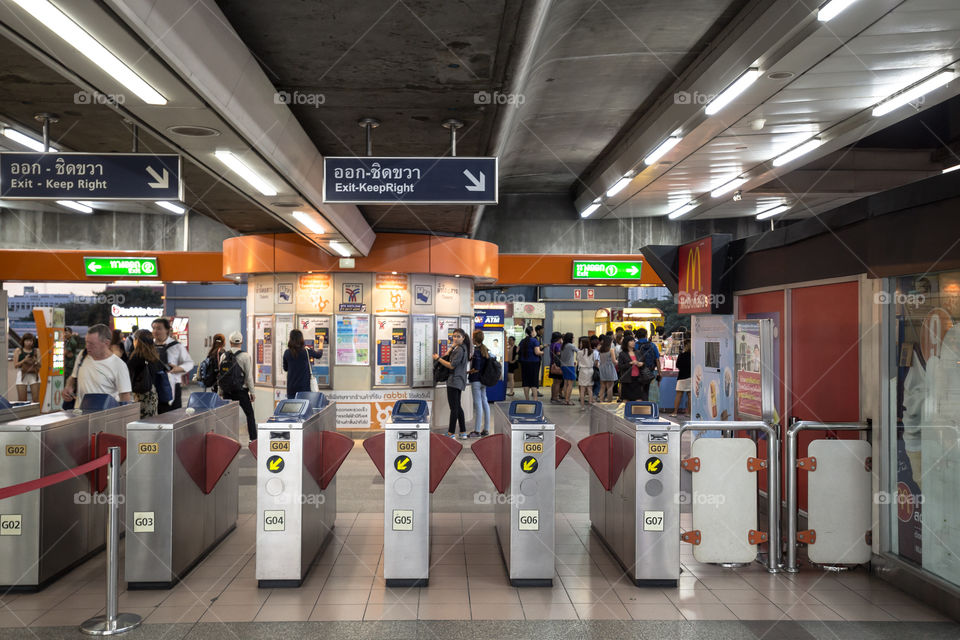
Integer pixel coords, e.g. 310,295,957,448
146,166,169,189
626,266,639,276
88,262,101,272
463,170,486,192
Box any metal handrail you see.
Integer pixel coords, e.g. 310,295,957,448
784,419,871,573
680,420,780,573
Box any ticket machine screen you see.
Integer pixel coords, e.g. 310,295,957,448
396,401,420,415
508,401,544,422
625,401,658,419
278,400,307,415
515,404,536,414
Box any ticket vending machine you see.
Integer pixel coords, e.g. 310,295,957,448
255,394,352,587
578,401,680,586
363,400,462,587
473,401,572,586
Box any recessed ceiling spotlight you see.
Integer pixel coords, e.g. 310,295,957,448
767,71,795,80
167,125,220,137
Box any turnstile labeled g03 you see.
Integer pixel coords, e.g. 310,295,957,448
363,400,462,587
0,394,137,591
473,401,573,586
578,401,680,587
256,393,352,588
124,393,243,589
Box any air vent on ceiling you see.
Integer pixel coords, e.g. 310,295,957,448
167,125,221,137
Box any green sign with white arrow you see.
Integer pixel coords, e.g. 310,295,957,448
572,260,643,280
84,257,159,278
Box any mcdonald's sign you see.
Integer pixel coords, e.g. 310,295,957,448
678,238,713,313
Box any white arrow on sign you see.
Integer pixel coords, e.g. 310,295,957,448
463,170,486,192
146,166,169,189
88,262,101,272
626,266,639,276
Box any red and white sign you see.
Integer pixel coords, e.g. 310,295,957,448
574,289,582,300
587,289,595,300
678,237,713,314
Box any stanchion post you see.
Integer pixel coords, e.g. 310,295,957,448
80,446,141,636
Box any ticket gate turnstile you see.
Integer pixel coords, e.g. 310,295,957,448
472,401,572,586
0,394,137,591
0,396,40,423
363,400,462,587
578,401,680,587
255,394,352,587
125,393,243,588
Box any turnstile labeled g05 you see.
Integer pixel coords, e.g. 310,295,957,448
473,401,572,586
256,394,352,587
0,394,137,591
0,396,40,423
579,401,680,587
363,400,462,587
125,392,243,589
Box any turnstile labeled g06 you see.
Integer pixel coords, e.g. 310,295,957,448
0,396,40,423
0,394,137,591
125,393,243,589
473,401,572,586
579,401,680,587
256,394,352,588
363,400,462,587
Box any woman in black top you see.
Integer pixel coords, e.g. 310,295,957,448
617,337,646,402
127,330,162,418
673,332,691,416
282,330,324,399
506,336,518,397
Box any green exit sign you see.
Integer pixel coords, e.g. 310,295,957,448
573,260,643,280
84,257,158,278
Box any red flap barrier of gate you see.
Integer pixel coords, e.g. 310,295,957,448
556,437,572,468
93,432,127,493
0,454,110,501
472,433,507,494
248,440,258,459
577,432,633,492
429,433,462,493
320,431,353,490
363,432,386,479
204,433,241,494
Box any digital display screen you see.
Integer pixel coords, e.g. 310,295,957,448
397,401,421,415
52,332,64,376
629,404,654,416
514,403,537,415
278,400,306,415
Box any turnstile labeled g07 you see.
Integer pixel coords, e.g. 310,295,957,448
363,400,462,587
256,394,352,587
473,401,572,586
125,393,243,589
579,401,680,587
0,394,137,591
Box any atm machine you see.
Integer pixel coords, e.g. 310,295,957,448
578,401,680,586
0,396,40,423
363,400,462,587
472,401,572,586
124,392,243,588
0,394,137,590
255,394,351,587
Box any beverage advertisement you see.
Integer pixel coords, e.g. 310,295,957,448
691,314,734,431
335,314,370,365
299,315,332,387
374,316,409,386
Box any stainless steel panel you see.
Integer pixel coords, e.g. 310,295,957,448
383,421,430,585
0,403,40,423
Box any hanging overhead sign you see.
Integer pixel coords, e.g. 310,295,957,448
85,257,158,278
572,260,643,280
323,156,497,204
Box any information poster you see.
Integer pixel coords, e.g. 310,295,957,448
375,316,409,386
254,315,273,385
412,315,435,387
747,311,780,422
297,273,334,314
274,314,294,388
437,316,458,357
327,389,432,430
735,321,762,419
335,314,370,365
690,314,734,429
299,315,332,387
373,273,410,314
460,316,473,338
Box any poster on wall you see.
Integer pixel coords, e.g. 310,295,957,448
435,278,460,315
297,273,334,314
373,273,410,314
254,279,274,312
412,314,435,387
299,315,332,387
374,316,409,386
437,316,458,357
277,282,294,306
335,314,370,365
254,315,273,386
340,282,366,312
690,314,734,429
460,316,473,338
735,317,778,422
327,389,432,430
274,314,294,388
747,312,781,420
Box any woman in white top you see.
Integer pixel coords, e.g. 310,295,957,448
576,336,595,409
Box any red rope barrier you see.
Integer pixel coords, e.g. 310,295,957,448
0,454,111,501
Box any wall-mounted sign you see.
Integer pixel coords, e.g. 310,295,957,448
298,273,333,313
678,238,713,313
373,273,410,314
84,257,158,278
299,315,332,387
512,302,545,319
340,282,366,312
277,283,293,305
254,315,273,386
572,260,643,280
335,314,370,366
375,316,409,386
414,284,432,306
110,305,164,317
323,156,497,204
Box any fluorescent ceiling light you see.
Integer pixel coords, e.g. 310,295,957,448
293,210,325,234
710,177,747,198
2,127,49,152
667,202,697,220
57,200,93,214
943,164,960,174
329,241,351,257
156,201,185,214
644,136,682,165
757,204,791,220
818,0,860,22
705,68,761,116
215,150,278,196
772,138,822,167
8,0,167,105
580,200,601,218
872,70,955,118
605,176,632,198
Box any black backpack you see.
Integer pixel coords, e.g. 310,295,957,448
217,351,246,395
130,359,154,394
480,354,501,387
199,354,219,388
156,339,180,367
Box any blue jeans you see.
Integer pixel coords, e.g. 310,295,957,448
471,381,490,433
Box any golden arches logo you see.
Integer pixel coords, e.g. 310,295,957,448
685,246,702,291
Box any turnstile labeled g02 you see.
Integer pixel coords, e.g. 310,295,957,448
0,394,137,591
255,394,352,587
473,401,572,586
125,392,243,589
363,400,462,587
578,401,680,587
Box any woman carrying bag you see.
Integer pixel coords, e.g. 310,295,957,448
282,329,324,399
433,328,470,439
127,330,163,418
618,336,655,402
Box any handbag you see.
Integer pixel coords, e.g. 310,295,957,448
549,362,562,377
21,354,40,375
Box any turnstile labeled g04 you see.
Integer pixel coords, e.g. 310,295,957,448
124,392,243,589
578,401,680,587
0,394,137,591
255,394,352,587
363,400,462,587
0,396,40,423
473,401,572,586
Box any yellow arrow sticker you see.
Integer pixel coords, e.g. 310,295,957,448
394,456,412,473
267,455,284,473
645,457,662,474
521,456,538,473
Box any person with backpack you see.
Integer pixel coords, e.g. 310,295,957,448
127,330,163,418
635,327,662,401
467,330,492,438
518,325,543,401
152,317,194,414
433,328,470,439
219,331,257,441
282,329,324,398
195,334,226,391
